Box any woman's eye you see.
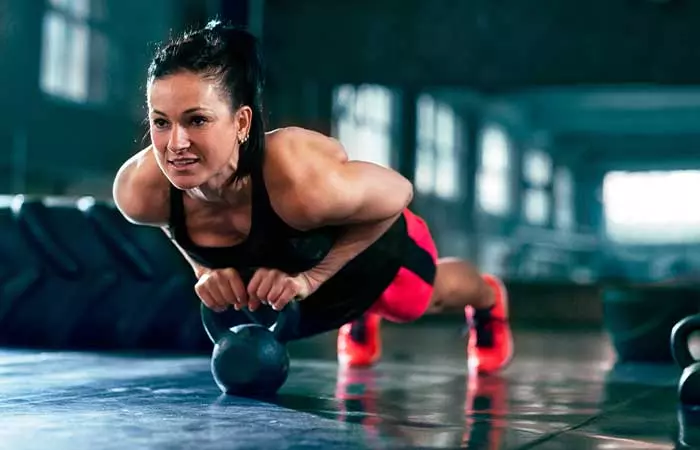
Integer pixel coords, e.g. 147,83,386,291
152,118,169,129
191,116,208,126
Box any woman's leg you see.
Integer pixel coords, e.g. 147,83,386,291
426,257,495,313
427,257,513,373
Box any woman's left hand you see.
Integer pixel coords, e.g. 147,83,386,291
246,268,315,311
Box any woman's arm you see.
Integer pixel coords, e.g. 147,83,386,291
267,128,413,291
113,147,209,278
113,147,169,226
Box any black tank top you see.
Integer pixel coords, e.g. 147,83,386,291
167,154,409,338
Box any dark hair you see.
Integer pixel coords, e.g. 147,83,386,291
147,20,265,182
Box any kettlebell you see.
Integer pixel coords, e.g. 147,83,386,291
201,300,301,397
671,313,700,405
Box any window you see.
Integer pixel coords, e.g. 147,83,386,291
603,170,700,243
523,189,549,225
523,149,551,187
332,84,395,168
554,168,574,230
522,149,552,226
477,125,511,215
40,0,110,103
415,94,460,199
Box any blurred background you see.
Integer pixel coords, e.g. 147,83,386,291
2,0,700,300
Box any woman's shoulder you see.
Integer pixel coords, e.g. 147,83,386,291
264,126,347,166
113,147,171,227
261,127,349,230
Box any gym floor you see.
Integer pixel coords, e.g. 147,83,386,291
0,317,685,449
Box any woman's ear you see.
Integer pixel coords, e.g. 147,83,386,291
236,106,253,143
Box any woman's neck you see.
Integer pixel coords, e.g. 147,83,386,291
187,176,251,207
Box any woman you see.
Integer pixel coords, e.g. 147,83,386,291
112,20,513,373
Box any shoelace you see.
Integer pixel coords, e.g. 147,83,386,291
475,318,495,347
349,317,368,344
472,310,507,348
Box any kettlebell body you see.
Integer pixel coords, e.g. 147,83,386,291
671,314,700,405
201,302,301,397
211,323,290,396
679,362,700,407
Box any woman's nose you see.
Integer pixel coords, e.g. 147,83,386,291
167,125,190,152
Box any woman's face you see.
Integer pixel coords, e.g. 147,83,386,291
147,71,250,191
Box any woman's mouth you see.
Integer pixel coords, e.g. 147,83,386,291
168,158,200,169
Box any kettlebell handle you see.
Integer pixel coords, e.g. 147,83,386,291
201,299,302,345
671,314,700,369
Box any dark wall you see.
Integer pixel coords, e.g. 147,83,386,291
263,0,700,90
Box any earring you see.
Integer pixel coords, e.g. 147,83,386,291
238,134,249,144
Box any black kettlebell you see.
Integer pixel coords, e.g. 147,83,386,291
671,313,700,405
201,300,301,397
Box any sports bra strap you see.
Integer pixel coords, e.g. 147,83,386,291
167,185,186,231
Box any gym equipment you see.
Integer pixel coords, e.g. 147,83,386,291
201,301,301,397
672,314,700,405
0,195,207,351
603,285,698,363
678,404,700,447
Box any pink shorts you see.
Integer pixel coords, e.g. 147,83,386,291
367,209,438,323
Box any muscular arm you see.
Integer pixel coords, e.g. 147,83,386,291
302,218,399,290
267,128,413,290
112,147,208,278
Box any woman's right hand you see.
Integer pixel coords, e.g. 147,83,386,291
195,268,249,312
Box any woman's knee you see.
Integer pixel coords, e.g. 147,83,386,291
433,258,491,308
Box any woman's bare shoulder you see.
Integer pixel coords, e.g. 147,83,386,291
112,147,171,226
262,127,350,229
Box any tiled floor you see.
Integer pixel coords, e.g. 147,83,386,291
0,319,688,449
